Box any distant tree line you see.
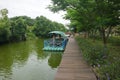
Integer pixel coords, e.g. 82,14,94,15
0,8,67,44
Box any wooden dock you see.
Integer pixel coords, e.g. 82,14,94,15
54,37,97,80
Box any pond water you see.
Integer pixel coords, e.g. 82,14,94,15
0,39,63,80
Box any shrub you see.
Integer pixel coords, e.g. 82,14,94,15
76,37,107,66
108,36,120,46
76,36,120,80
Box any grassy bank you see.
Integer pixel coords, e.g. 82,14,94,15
76,36,120,80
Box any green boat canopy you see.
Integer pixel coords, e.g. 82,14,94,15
49,31,67,38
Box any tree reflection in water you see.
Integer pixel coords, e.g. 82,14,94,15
0,39,63,80
47,52,63,68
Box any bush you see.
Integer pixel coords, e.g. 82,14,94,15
76,37,107,66
76,36,120,80
98,60,120,80
108,36,120,46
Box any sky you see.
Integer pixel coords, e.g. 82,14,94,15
0,0,70,25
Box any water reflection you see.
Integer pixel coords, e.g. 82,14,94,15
48,52,62,68
0,39,63,80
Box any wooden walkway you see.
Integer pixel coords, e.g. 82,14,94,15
55,37,97,80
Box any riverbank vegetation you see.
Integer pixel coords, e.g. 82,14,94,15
76,36,120,80
0,9,67,44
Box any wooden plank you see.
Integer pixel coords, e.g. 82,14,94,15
55,37,97,80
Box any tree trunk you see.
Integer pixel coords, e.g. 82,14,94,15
101,27,107,47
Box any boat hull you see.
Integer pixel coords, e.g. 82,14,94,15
43,39,68,51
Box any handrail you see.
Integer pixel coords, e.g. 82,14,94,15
44,39,67,48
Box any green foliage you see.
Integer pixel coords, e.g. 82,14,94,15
76,37,107,66
0,8,8,19
33,16,66,38
0,9,11,43
108,36,120,46
33,16,52,37
50,0,120,46
98,60,120,80
0,8,66,44
76,36,120,80
0,26,10,43
10,16,35,26
10,18,27,41
26,26,37,40
48,0,69,12
10,16,36,40
49,0,120,79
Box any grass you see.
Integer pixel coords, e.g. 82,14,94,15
76,36,120,80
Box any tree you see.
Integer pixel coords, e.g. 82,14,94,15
94,0,120,46
33,16,52,37
33,16,66,38
10,16,35,26
10,18,27,41
0,9,11,44
49,0,120,46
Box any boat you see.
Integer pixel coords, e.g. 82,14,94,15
43,31,68,51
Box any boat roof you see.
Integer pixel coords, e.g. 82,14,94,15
49,31,67,38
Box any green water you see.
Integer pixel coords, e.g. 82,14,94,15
0,39,63,80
